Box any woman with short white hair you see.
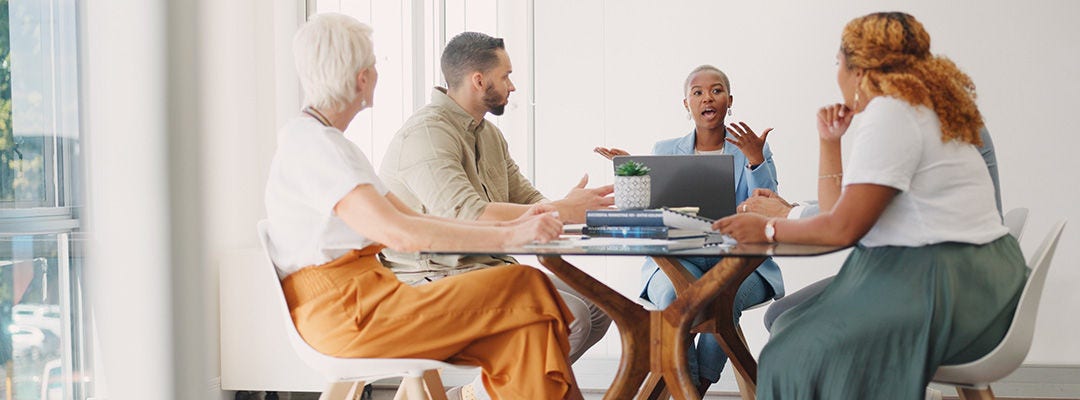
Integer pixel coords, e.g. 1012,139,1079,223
265,13,583,399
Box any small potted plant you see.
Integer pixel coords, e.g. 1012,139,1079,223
614,161,651,210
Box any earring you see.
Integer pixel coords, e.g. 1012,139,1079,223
854,91,860,109
361,99,368,108
727,108,733,116
686,109,691,120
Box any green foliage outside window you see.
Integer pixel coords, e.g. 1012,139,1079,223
0,0,47,206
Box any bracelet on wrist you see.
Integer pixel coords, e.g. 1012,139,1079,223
819,172,843,185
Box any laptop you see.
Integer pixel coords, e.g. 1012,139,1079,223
612,154,736,220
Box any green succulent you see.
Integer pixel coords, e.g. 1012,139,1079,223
614,161,651,177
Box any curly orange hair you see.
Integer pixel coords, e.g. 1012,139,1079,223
841,12,984,146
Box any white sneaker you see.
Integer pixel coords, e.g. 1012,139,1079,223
925,387,944,400
445,382,481,400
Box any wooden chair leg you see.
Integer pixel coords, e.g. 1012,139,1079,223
403,376,430,400
957,386,996,400
656,387,671,400
320,381,361,400
393,382,407,400
422,370,449,400
734,373,754,400
638,372,667,400
732,326,756,400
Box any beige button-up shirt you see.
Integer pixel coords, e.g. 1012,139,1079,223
379,88,546,282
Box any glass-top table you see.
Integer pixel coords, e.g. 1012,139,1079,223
426,238,847,400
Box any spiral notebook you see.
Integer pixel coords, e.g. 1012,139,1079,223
662,208,737,246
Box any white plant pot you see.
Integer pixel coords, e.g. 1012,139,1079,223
614,175,651,210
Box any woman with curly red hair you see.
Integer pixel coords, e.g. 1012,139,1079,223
714,12,1026,399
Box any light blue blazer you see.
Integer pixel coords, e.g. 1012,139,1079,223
642,129,785,299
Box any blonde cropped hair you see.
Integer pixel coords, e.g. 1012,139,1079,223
841,12,984,145
293,13,375,112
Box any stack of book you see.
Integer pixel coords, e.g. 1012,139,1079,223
583,209,707,239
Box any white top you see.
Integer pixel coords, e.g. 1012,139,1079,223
265,116,390,278
843,96,1007,247
694,148,725,155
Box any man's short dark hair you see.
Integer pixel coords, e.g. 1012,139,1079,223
441,32,505,89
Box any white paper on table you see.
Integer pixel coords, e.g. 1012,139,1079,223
526,236,699,249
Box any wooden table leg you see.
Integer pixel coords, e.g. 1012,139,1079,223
538,256,651,400
708,265,760,399
538,255,763,400
654,256,765,400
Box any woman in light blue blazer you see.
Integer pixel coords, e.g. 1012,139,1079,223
595,64,784,391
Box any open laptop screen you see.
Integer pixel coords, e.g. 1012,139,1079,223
612,154,736,219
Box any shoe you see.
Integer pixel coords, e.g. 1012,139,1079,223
925,387,943,400
446,386,463,400
445,383,480,400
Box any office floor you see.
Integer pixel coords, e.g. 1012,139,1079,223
248,390,1067,400
243,390,744,399
367,390,744,399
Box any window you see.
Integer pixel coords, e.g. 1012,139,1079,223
310,0,437,168
310,0,532,177
0,0,88,399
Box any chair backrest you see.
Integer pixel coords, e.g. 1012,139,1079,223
256,220,337,370
1004,207,1030,242
939,220,1066,382
255,220,467,385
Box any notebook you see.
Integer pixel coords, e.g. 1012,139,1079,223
613,154,737,219
662,207,737,246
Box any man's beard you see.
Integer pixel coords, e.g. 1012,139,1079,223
483,84,507,116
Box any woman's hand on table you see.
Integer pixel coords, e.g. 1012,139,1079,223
503,203,557,226
725,122,773,167
713,213,770,243
737,188,793,218
817,103,854,142
506,209,563,245
593,147,630,160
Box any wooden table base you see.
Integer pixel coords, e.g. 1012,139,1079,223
538,255,765,400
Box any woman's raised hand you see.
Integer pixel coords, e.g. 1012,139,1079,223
817,103,854,141
725,122,773,167
593,147,630,161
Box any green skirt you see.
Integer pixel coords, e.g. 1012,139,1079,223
758,235,1027,400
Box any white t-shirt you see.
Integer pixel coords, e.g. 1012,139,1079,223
265,116,390,278
844,96,1007,247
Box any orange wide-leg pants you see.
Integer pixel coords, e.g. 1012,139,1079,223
282,246,583,400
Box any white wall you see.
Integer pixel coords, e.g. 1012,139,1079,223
527,0,1080,365
201,0,302,397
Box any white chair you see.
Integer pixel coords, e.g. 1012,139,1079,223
256,220,472,400
931,219,1067,400
1004,207,1029,241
